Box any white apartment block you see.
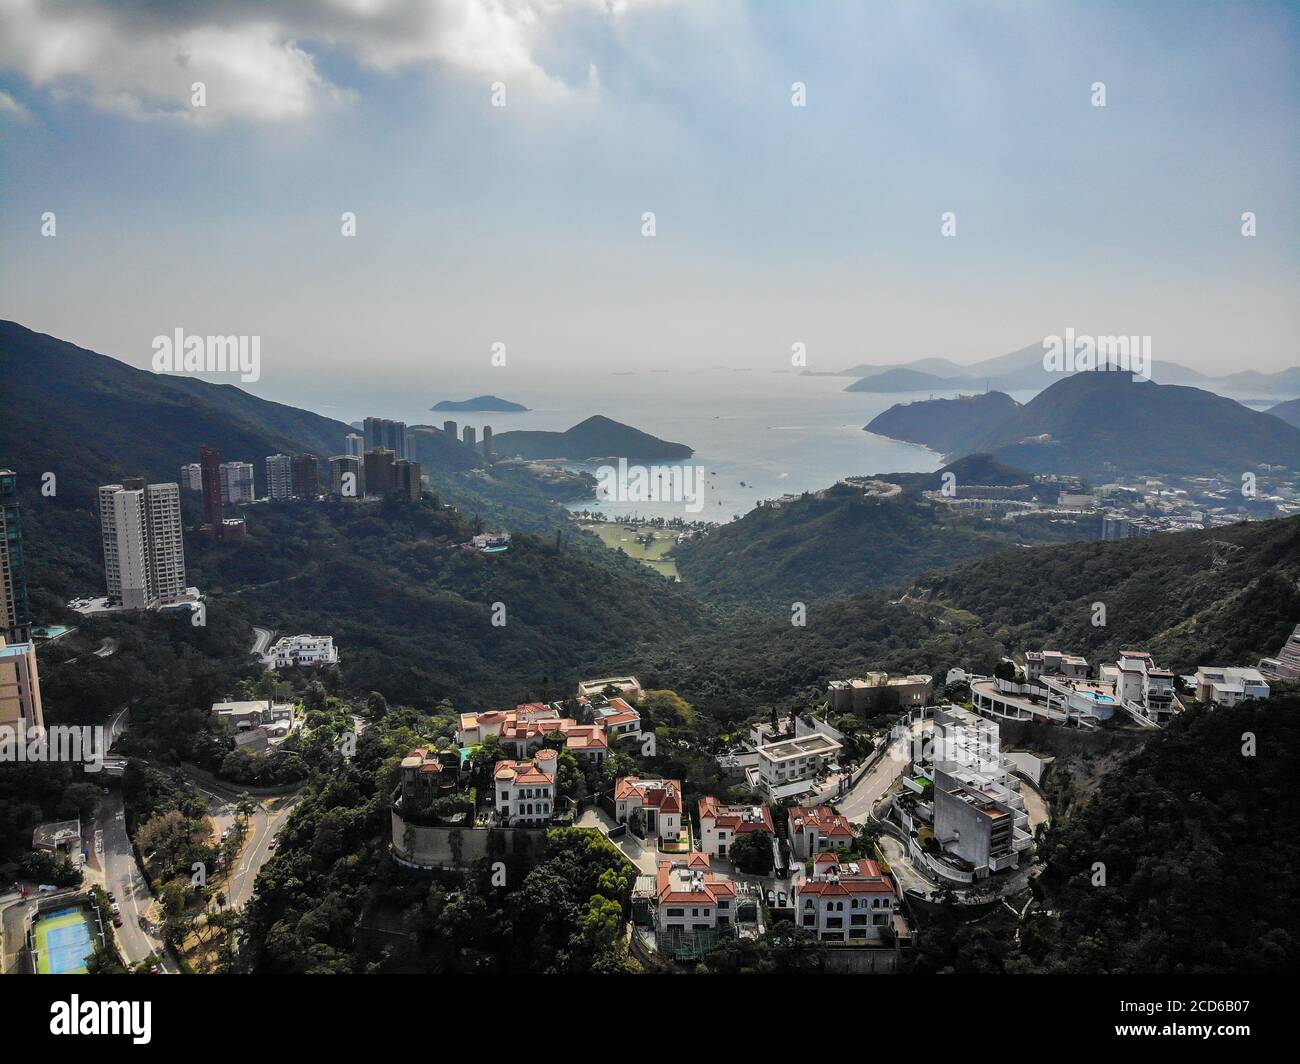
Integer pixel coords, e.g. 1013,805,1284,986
1194,667,1270,705
99,481,187,610
220,461,255,505
179,463,203,491
754,732,841,799
577,675,643,701
269,634,338,668
265,454,293,501
494,749,558,826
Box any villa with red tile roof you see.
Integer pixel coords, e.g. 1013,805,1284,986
697,797,774,858
615,777,684,841
788,806,855,859
398,748,461,804
458,703,609,762
655,855,738,938
493,748,559,826
795,858,897,942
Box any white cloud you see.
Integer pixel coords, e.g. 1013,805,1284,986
0,0,669,122
0,88,29,119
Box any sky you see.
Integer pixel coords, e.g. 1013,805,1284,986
0,0,1297,404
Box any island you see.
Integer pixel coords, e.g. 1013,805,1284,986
490,415,693,460
432,395,530,412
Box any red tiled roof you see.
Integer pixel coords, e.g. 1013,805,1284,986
698,797,774,835
788,806,853,837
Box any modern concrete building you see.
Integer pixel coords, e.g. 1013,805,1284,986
1194,667,1271,705
98,479,187,609
0,470,32,644
363,448,395,497
926,707,1031,877
461,425,477,448
268,634,338,668
827,672,932,714
220,461,255,505
442,420,457,439
344,433,364,458
753,733,842,799
265,447,293,496
393,458,423,501
329,455,362,498
482,425,493,458
291,453,320,500
211,699,294,730
0,635,44,739
363,417,409,460
199,445,224,537
1259,623,1300,681
577,676,643,701
265,454,293,500
179,462,203,491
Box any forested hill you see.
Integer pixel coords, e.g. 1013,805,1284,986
0,320,352,500
864,391,1020,454
954,371,1300,476
648,513,1300,719
672,457,1084,606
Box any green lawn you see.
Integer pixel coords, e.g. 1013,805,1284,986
580,522,680,580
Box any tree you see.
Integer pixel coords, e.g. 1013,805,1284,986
729,829,774,875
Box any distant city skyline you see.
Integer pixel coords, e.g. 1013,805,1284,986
1,0,1297,395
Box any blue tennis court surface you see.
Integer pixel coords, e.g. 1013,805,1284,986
34,906,95,974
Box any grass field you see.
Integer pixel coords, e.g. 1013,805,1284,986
33,906,95,975
581,522,680,579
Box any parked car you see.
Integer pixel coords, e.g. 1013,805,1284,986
268,838,277,849
778,891,788,908
765,888,776,906
112,912,123,928
36,884,58,894
110,902,121,915
106,891,116,903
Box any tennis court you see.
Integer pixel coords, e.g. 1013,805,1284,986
33,906,95,974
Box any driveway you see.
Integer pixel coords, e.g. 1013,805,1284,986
577,807,659,876
837,718,931,823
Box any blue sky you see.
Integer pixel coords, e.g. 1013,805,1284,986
0,0,1296,397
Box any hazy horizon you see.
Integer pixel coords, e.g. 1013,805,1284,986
2,0,1297,392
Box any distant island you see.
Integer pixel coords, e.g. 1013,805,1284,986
432,395,529,412
491,415,693,460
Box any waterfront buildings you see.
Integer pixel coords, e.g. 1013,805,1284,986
98,479,187,609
